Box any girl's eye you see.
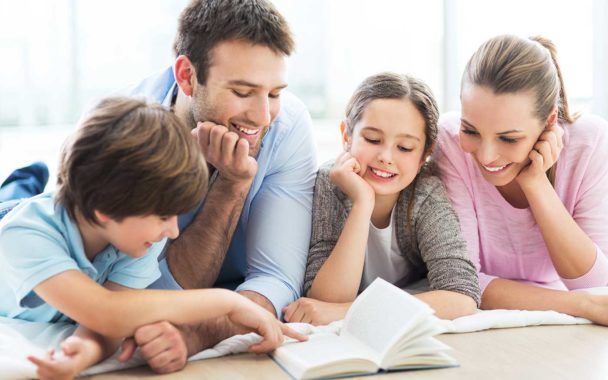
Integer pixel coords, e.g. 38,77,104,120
364,137,380,144
499,136,518,144
461,128,478,136
398,146,413,152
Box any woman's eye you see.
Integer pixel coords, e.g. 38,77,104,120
461,128,478,136
500,136,518,144
364,137,380,144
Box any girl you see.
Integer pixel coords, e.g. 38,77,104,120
284,73,480,325
433,35,608,324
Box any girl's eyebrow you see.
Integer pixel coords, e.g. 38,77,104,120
361,126,421,141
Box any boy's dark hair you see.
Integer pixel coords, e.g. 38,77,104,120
55,97,208,224
174,0,294,85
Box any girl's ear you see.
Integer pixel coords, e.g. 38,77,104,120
419,144,435,171
545,105,558,128
94,210,110,223
340,120,351,151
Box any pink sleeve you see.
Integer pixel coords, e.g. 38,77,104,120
434,116,497,294
560,117,608,289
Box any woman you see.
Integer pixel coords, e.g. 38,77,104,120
434,35,608,324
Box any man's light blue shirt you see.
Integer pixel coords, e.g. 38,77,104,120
128,67,318,316
0,193,165,323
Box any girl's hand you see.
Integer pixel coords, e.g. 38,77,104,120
329,152,375,207
228,296,308,353
282,298,351,326
27,336,91,380
516,123,564,189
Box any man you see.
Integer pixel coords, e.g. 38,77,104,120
118,0,317,374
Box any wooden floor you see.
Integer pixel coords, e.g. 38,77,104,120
85,324,608,380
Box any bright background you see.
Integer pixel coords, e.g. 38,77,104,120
1,0,607,187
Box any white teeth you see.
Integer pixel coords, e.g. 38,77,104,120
371,168,396,178
233,124,258,135
483,164,508,172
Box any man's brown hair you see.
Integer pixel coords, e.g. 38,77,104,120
55,97,208,224
173,0,295,85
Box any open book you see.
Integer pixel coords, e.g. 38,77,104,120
272,278,456,379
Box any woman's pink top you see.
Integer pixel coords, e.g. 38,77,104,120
434,113,608,293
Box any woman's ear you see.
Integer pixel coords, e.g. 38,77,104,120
545,105,558,128
174,55,197,97
340,120,350,151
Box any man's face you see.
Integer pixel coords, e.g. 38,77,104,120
190,40,288,157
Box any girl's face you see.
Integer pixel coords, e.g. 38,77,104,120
344,98,427,196
459,85,554,187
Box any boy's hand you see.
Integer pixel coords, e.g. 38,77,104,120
192,121,258,182
283,298,351,326
516,123,564,190
228,297,308,353
27,336,91,380
330,152,375,207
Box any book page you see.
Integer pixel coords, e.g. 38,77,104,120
341,278,433,357
272,334,379,379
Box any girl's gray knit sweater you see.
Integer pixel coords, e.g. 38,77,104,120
303,161,481,306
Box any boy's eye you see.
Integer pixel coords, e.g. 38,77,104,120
159,216,170,221
363,137,380,144
398,146,413,152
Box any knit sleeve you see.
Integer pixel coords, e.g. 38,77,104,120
413,175,481,306
303,163,347,296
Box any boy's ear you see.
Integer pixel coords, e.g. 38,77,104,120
545,105,558,128
174,55,197,97
340,120,350,150
94,210,110,223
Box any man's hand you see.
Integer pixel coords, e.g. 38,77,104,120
282,298,351,326
192,121,257,182
118,321,188,374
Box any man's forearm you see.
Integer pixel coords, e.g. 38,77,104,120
181,290,276,355
166,175,252,289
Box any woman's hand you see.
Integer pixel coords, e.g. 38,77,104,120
329,152,375,208
283,298,351,326
516,123,564,190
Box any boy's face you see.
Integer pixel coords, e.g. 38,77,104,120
345,98,427,196
190,39,288,157
102,215,179,257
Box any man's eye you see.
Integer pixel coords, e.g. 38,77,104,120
232,90,251,98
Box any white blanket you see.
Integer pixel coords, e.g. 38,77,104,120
2,286,607,379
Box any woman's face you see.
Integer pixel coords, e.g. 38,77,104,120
346,98,427,196
459,85,547,187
